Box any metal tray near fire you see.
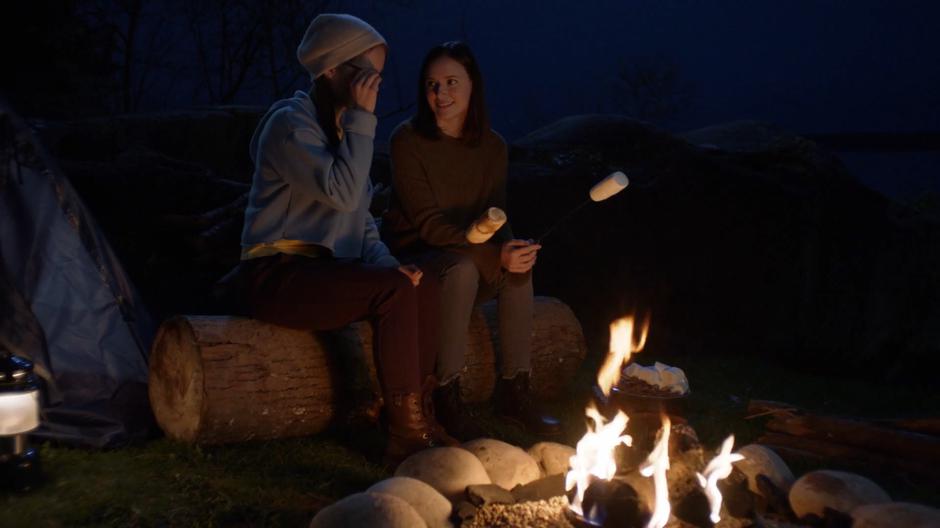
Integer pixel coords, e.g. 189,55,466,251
608,375,689,419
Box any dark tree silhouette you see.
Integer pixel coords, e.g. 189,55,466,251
185,0,267,104
78,0,180,112
615,55,695,124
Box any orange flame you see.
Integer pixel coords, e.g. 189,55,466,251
596,315,650,396
565,403,633,517
639,415,672,528
696,435,746,524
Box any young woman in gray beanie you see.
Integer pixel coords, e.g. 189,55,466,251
382,42,562,439
238,14,456,464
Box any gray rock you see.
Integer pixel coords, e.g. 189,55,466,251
527,441,576,477
367,476,453,528
462,438,541,489
452,500,478,524
789,470,890,518
851,502,940,528
395,447,491,502
680,120,816,154
733,444,795,497
309,491,427,528
466,483,515,507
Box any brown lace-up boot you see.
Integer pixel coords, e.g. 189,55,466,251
495,372,563,437
384,389,456,467
432,377,487,441
420,375,460,446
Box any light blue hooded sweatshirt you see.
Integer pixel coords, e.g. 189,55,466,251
241,90,398,267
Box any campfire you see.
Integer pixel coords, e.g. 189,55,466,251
308,313,939,528
564,315,742,527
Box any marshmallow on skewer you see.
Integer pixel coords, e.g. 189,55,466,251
589,171,629,202
466,207,507,244
536,170,630,242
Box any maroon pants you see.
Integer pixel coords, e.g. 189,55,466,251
240,254,439,394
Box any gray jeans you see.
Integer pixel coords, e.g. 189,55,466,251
423,251,533,384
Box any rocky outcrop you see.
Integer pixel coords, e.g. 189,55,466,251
509,115,940,381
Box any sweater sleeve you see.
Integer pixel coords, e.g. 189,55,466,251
271,108,377,213
390,130,468,248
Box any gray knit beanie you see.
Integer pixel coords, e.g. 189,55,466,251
296,14,387,79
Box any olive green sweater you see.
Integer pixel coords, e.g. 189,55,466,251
382,121,512,282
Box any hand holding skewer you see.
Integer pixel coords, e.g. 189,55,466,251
501,239,541,274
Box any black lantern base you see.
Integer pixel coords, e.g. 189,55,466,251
1,447,42,492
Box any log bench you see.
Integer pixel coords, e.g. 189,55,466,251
149,296,586,444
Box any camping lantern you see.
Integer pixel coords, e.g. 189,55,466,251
0,346,42,490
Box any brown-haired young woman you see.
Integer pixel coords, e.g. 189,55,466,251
383,41,561,439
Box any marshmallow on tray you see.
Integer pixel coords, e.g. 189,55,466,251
622,361,690,395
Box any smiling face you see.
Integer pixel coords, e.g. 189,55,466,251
424,56,473,136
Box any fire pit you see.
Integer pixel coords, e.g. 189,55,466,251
309,313,940,528
564,315,742,528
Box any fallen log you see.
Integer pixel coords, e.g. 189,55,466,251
149,296,586,444
874,417,940,437
764,414,940,464
757,433,938,483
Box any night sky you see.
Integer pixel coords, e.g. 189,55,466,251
6,0,940,197
409,0,940,137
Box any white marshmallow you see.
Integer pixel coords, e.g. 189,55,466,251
622,361,690,395
466,207,507,244
589,171,629,202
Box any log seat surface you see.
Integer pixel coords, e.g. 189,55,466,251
149,296,586,444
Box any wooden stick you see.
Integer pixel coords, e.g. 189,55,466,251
745,400,799,419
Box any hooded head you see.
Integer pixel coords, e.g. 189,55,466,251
296,14,387,80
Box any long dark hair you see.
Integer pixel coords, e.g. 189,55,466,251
311,78,341,150
412,41,489,145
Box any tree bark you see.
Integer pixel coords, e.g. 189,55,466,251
149,296,586,444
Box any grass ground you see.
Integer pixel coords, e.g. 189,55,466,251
4,352,937,527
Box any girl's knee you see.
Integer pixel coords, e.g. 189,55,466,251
442,254,479,284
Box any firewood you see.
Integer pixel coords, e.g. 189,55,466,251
757,433,938,483
746,400,800,419
149,297,586,444
874,417,940,437
764,414,940,464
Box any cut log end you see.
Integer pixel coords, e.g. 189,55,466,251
148,317,205,442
